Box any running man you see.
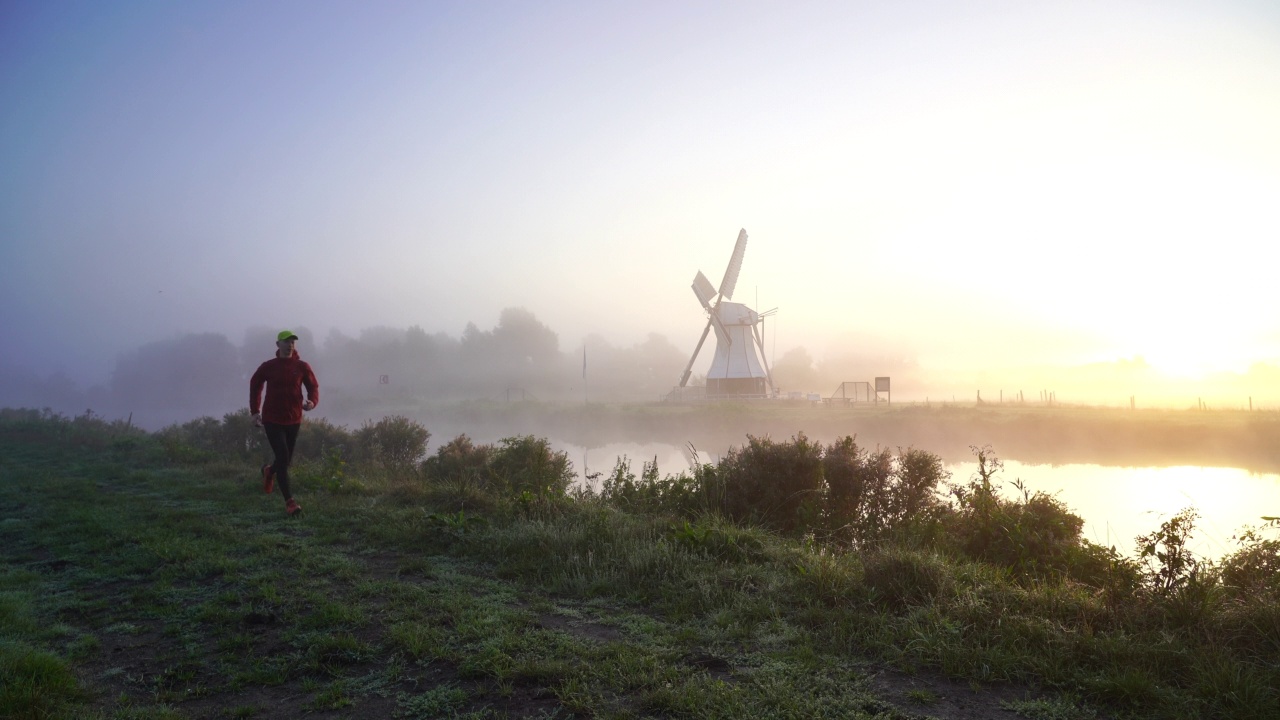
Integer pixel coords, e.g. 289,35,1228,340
249,330,320,516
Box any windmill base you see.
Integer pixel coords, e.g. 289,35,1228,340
707,377,768,399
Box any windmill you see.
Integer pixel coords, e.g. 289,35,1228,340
678,229,776,398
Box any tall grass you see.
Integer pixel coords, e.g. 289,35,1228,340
3,407,1279,719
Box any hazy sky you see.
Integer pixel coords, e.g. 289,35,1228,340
4,0,1279,385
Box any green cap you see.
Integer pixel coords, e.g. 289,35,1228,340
277,330,299,342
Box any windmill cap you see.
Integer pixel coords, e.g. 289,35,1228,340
277,330,299,342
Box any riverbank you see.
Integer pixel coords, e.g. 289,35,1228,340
4,407,1276,719
324,398,1280,472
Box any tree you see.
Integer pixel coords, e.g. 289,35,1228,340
111,333,241,428
772,346,818,393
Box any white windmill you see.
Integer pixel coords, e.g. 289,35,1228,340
678,229,777,398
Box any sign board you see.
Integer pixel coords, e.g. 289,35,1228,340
875,377,890,392
379,375,389,385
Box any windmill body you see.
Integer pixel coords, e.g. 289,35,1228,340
678,229,775,399
706,301,769,397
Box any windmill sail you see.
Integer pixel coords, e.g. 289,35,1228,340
692,271,717,310
717,229,748,300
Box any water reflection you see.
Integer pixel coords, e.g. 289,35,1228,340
557,440,1280,559
952,461,1280,559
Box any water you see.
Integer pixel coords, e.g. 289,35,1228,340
951,460,1280,558
558,440,1280,559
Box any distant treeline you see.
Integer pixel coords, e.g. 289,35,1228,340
0,307,921,430
0,309,687,429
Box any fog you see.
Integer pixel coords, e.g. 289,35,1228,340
4,1,1280,425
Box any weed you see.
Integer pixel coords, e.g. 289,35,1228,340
905,687,938,705
395,683,470,718
426,509,488,537
1000,694,1097,720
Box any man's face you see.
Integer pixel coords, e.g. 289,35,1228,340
277,338,297,355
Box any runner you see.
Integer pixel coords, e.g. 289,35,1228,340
249,330,319,516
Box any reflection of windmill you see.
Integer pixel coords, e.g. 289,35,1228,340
678,229,776,398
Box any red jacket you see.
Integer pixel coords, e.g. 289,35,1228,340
249,350,319,425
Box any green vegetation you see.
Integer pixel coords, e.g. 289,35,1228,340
1,407,1278,719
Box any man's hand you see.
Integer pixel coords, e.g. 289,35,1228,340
302,401,314,411
252,413,263,427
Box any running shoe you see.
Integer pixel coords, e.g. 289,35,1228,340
286,498,302,516
262,464,274,494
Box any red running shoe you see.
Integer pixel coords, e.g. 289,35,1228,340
262,464,275,494
285,498,302,516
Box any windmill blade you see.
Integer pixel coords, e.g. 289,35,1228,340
717,228,748,300
692,271,717,310
679,319,714,387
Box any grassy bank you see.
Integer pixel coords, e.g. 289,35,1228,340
2,408,1278,719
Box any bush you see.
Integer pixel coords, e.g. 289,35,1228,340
822,436,892,539
717,433,824,534
352,415,430,471
422,434,494,492
599,455,702,516
945,446,1086,580
1134,507,1223,627
1220,520,1280,601
1063,539,1143,609
889,447,950,532
822,437,949,544
1136,507,1204,597
153,410,265,463
298,417,355,462
489,435,574,498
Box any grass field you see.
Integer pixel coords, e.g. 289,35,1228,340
2,408,1278,719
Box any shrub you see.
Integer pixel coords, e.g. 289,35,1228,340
1220,520,1280,601
599,455,702,516
1064,539,1143,609
217,410,268,461
821,438,949,545
945,446,1086,580
822,436,892,539
1136,507,1204,597
421,434,494,492
489,435,574,498
1134,507,1224,627
717,433,824,534
352,415,430,470
153,410,261,463
298,417,355,462
888,447,950,531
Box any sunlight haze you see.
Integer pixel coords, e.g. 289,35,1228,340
3,0,1279,408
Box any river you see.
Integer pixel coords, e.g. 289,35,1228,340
559,440,1280,559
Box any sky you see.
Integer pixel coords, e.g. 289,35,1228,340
4,0,1280,390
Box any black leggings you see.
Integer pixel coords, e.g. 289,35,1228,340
263,422,300,501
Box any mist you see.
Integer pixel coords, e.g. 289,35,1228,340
4,1,1280,419
5,303,1280,437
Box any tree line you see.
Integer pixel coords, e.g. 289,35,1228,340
0,308,698,429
